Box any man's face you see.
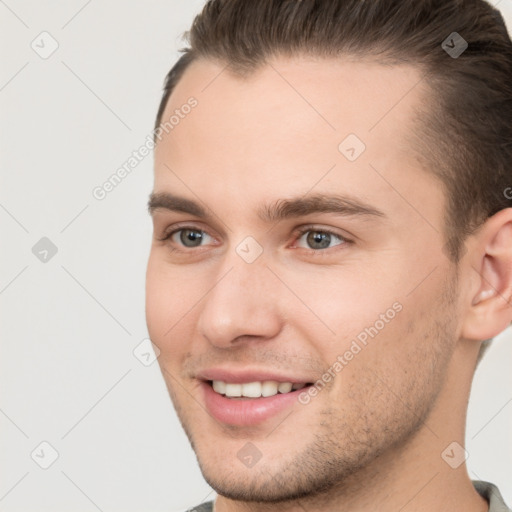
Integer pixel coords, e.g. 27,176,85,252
146,57,461,501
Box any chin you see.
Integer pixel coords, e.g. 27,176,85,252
191,432,364,504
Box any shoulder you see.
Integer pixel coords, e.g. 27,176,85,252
184,501,214,512
473,480,512,512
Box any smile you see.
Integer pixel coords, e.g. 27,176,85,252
201,378,314,426
211,380,307,398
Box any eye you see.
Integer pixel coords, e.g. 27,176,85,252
163,227,215,248
295,228,347,251
157,224,349,254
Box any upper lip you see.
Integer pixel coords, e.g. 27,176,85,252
197,368,314,384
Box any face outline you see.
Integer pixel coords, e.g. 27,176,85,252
145,56,471,505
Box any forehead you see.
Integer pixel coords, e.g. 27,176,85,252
159,55,426,141
153,56,441,227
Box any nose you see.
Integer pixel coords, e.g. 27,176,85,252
196,254,283,348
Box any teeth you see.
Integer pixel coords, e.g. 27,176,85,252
261,380,279,397
212,380,226,394
225,383,242,397
212,380,304,398
277,382,293,393
241,382,262,397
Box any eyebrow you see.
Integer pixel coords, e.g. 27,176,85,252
147,192,386,222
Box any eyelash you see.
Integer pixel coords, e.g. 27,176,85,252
157,223,351,255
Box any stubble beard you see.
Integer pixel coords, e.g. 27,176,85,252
166,272,460,505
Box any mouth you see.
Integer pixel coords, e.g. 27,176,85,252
200,376,314,426
209,379,311,398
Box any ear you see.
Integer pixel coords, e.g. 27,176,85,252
461,208,512,341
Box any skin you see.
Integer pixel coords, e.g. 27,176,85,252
145,56,512,511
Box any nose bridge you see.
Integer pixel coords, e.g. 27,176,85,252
197,248,281,346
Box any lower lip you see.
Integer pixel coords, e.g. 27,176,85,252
202,381,308,426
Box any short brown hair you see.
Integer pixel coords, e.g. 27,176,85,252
155,0,512,264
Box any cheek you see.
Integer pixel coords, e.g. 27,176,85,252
145,262,167,337
145,256,184,345
284,265,403,346
286,262,438,377
145,255,210,366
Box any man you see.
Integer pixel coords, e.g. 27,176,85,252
145,0,512,510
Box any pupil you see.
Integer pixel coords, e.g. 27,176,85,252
307,231,330,249
181,229,203,247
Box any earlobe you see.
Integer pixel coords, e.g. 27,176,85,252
461,209,512,341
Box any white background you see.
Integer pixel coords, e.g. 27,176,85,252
1,1,511,511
